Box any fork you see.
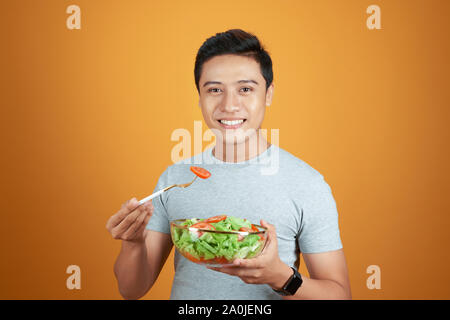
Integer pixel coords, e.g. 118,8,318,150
137,175,198,206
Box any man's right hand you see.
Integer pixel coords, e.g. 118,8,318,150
106,197,153,243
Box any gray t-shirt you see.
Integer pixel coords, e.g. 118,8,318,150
146,144,343,300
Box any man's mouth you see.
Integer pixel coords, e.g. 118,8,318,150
217,119,247,129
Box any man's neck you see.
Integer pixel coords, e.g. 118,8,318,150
212,135,271,163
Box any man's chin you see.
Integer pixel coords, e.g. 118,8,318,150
216,132,257,146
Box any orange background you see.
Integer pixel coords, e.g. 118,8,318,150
1,0,449,299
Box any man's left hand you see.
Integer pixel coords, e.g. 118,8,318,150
207,219,293,290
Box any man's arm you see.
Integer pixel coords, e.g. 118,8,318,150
280,249,352,300
207,220,351,300
107,197,173,300
113,230,173,300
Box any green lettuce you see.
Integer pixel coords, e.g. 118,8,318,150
172,216,264,264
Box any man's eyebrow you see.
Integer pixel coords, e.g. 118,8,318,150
202,81,222,87
202,79,259,87
237,79,259,85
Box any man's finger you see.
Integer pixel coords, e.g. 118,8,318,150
260,219,277,243
260,219,275,232
208,265,260,279
143,199,153,210
126,210,150,240
233,257,262,269
121,208,148,239
131,211,151,238
143,208,152,225
207,266,244,277
111,201,145,236
108,197,139,228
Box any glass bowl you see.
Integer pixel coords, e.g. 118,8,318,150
170,218,267,267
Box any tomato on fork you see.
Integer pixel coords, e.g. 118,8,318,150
190,166,211,179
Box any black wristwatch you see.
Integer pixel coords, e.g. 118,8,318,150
272,267,303,296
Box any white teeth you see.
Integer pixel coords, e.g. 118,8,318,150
219,119,244,125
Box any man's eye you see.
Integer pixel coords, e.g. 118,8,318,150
240,87,252,93
208,88,222,93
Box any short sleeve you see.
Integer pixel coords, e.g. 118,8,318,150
145,167,171,234
297,176,343,254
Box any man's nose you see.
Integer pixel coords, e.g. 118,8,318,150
221,90,240,112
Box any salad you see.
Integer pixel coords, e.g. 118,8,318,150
170,215,266,265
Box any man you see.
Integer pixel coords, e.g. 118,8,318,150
106,29,351,300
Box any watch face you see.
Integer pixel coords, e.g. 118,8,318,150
284,269,303,295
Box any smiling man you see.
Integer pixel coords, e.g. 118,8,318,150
106,29,351,300
197,51,274,164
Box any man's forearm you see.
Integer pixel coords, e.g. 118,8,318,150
114,240,152,300
283,275,351,300
271,263,351,300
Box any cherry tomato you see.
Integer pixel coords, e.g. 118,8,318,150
190,166,211,179
204,215,227,223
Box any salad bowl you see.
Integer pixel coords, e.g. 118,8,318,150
170,216,267,267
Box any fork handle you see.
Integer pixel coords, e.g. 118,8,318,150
138,185,175,205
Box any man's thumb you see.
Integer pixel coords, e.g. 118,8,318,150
260,219,276,239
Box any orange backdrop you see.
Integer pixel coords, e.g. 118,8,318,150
1,0,449,299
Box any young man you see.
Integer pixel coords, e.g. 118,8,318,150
106,29,351,300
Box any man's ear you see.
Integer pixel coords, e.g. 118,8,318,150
265,82,274,107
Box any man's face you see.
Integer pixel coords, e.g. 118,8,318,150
198,54,274,145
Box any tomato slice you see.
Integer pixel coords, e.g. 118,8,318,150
191,222,215,230
204,215,227,223
190,166,211,179
213,256,230,265
190,222,215,238
238,227,252,241
183,251,202,263
239,226,263,241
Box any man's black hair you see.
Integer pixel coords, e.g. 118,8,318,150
194,29,273,92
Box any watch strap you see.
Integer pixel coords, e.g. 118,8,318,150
272,267,303,296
